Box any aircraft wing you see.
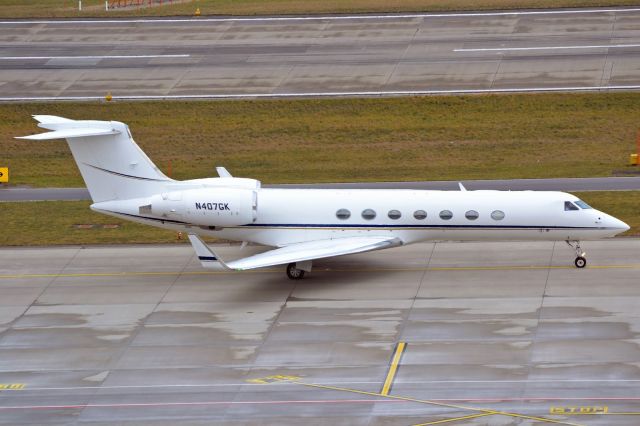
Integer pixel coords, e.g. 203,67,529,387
188,234,402,271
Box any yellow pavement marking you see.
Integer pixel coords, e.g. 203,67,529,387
0,383,25,390
551,406,608,415
284,379,584,426
381,342,406,396
413,413,495,425
246,375,301,384
2,264,639,280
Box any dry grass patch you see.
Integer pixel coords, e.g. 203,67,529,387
2,93,639,187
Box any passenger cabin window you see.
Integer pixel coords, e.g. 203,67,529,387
439,210,453,220
362,209,376,220
491,210,505,220
465,210,479,221
575,200,592,209
388,210,401,220
564,201,579,211
413,210,427,220
336,209,351,220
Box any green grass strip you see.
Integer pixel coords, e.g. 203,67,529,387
3,93,640,188
1,0,640,19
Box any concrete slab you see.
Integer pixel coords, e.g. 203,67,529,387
0,239,639,424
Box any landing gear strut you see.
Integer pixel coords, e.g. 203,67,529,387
566,240,587,268
286,262,305,280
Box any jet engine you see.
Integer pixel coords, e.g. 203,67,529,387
146,188,257,227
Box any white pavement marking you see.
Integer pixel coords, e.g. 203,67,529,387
19,379,640,392
0,55,190,60
455,44,640,52
2,84,640,102
0,7,639,25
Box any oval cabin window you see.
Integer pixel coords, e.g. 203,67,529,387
413,210,427,220
388,210,401,220
465,210,479,220
336,209,351,220
491,210,505,220
439,210,453,220
362,209,376,220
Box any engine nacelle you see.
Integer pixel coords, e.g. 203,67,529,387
147,188,257,227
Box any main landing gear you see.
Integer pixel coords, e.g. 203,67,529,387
286,261,312,280
286,263,305,280
566,240,587,268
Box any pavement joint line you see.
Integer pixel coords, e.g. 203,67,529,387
287,379,585,426
381,342,407,396
3,85,640,102
2,263,639,279
455,43,640,52
0,399,406,410
1,7,640,24
413,413,495,425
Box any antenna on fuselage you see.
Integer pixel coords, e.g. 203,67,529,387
458,182,467,191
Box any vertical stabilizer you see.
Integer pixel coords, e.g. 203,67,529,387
17,116,172,202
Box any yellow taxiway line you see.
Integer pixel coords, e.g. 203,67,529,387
287,380,585,426
413,413,495,425
1,263,638,280
381,342,407,396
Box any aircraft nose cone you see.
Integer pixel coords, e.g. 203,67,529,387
610,216,630,233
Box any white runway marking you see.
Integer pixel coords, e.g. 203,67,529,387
0,54,190,60
0,7,639,25
455,44,640,52
2,84,640,102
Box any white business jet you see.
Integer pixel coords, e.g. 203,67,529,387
18,116,629,279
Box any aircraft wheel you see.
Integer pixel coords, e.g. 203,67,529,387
286,263,305,280
574,256,587,268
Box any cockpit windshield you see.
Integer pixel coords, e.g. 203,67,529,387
564,201,579,211
575,200,592,209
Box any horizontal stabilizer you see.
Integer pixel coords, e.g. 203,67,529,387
33,115,75,127
16,128,120,141
187,234,402,271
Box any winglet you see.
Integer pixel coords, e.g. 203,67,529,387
187,234,232,270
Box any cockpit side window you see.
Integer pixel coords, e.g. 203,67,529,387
575,200,592,209
564,201,579,211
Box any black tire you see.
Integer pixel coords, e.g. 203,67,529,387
286,263,305,280
574,256,587,268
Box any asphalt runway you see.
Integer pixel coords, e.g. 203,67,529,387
1,239,640,425
2,7,640,100
2,176,640,201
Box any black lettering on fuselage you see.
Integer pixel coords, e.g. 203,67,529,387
195,202,231,211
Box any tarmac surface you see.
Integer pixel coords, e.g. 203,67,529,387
2,7,640,100
2,177,640,201
1,239,640,425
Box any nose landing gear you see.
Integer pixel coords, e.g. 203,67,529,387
566,240,587,268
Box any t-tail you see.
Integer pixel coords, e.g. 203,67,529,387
16,115,172,202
